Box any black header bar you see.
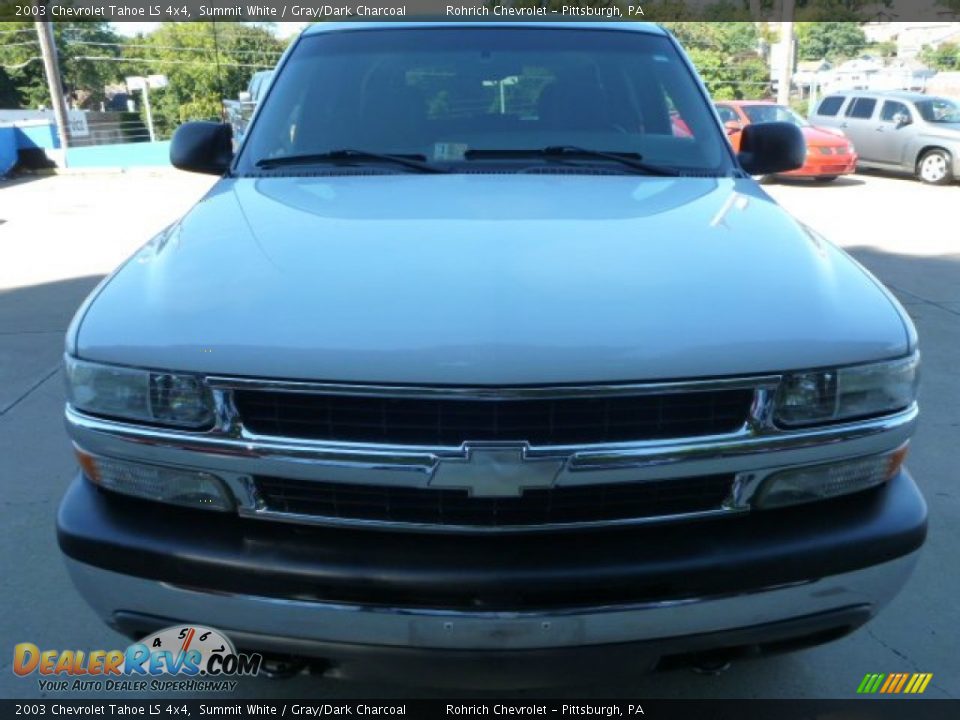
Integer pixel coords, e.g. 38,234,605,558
1,0,958,23
3,700,960,719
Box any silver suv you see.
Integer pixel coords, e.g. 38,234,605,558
812,90,960,185
57,23,924,687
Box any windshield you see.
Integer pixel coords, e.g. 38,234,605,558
238,27,730,175
915,98,960,124
741,104,809,127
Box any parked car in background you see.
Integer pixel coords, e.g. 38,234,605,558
223,70,274,149
716,100,857,182
811,91,960,185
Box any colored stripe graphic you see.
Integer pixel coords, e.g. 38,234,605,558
906,673,934,694
857,673,886,694
879,674,897,693
857,673,933,694
888,673,904,693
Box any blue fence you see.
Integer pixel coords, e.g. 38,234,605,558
0,118,172,172
15,122,59,150
1,122,59,175
0,127,16,176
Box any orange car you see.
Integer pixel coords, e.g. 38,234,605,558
716,101,857,182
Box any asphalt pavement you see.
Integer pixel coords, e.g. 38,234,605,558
0,169,957,699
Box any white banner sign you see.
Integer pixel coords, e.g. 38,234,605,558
67,111,89,138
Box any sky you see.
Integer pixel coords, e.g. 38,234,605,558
111,22,308,38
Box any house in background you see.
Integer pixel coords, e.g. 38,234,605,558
826,56,937,91
862,21,960,59
795,55,939,105
794,59,833,90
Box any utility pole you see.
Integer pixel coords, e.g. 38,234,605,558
142,82,155,142
776,0,795,106
34,21,70,152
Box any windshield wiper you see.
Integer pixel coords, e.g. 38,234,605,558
464,146,680,176
255,149,447,174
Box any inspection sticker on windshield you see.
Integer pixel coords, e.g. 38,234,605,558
434,142,469,161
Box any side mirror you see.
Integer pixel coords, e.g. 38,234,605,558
170,121,233,175
737,121,805,176
724,120,743,136
894,113,911,128
238,91,252,103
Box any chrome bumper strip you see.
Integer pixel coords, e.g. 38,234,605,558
65,369,917,531
66,403,917,531
65,553,919,651
65,403,916,477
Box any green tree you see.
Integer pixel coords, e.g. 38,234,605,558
120,23,286,139
663,22,770,99
0,65,20,106
935,0,960,16
796,22,867,61
921,42,960,71
795,0,885,21
868,40,898,58
0,21,125,109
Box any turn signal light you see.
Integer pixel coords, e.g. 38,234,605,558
754,445,908,510
74,447,233,512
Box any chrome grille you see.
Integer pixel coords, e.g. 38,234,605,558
254,474,735,529
233,388,753,446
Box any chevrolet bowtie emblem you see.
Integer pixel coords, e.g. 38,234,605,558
429,444,566,497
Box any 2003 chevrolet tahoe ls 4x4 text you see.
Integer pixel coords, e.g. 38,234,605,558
57,22,925,686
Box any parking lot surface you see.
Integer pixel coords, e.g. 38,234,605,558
1,169,957,699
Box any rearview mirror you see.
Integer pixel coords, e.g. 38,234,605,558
170,121,233,175
737,121,805,176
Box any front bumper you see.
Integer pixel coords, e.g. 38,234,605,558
782,152,858,177
58,469,926,664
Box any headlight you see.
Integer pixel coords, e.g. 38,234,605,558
65,357,213,428
775,353,918,427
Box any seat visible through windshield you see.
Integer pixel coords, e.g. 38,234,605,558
240,27,728,174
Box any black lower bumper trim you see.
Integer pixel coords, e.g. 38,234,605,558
57,470,926,611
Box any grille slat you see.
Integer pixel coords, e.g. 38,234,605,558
234,388,753,446
255,474,735,528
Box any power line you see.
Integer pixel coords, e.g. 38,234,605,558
2,57,41,71
61,40,284,56
0,27,37,37
68,55,276,69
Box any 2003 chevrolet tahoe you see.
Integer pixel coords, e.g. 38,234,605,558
57,22,925,686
